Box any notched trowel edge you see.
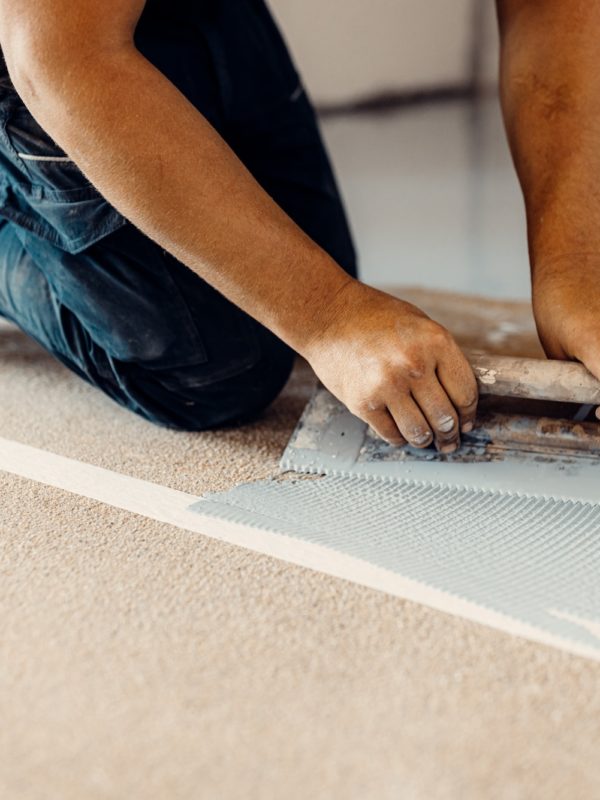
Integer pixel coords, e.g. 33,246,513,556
280,385,600,504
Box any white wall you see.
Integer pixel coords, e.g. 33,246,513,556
269,0,500,106
480,3,501,89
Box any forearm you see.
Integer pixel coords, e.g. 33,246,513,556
498,1,600,283
5,44,351,356
0,0,480,447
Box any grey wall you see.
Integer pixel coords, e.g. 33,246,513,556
269,0,500,106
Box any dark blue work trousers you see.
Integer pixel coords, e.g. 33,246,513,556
0,0,356,429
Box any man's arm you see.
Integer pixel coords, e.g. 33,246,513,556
497,0,600,391
0,0,477,449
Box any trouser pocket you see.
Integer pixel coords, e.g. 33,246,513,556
0,91,126,254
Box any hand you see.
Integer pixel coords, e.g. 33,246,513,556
533,256,600,418
302,280,478,451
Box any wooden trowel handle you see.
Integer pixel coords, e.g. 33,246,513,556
467,353,600,405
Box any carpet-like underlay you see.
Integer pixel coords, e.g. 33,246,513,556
2,288,600,800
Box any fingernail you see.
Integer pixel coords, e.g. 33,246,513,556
412,431,432,446
440,442,458,454
461,421,473,433
438,416,455,433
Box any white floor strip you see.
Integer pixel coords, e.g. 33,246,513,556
1,435,598,662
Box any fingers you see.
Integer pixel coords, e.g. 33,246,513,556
568,340,600,421
362,352,477,452
349,329,479,453
364,409,407,446
573,338,600,382
436,346,479,433
386,340,477,452
410,381,460,453
386,396,434,449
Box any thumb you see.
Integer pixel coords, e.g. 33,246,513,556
536,326,568,362
572,338,600,382
567,339,600,420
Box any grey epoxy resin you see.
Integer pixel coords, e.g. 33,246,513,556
280,388,600,504
192,388,600,660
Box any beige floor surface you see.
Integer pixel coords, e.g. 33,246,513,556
1,290,600,800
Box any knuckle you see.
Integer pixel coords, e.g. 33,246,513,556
429,323,452,347
457,381,479,412
399,352,427,381
372,365,412,396
353,396,379,416
407,363,426,381
367,363,396,395
463,375,480,401
459,395,478,412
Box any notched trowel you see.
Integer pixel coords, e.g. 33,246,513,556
281,353,600,502
435,352,600,461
